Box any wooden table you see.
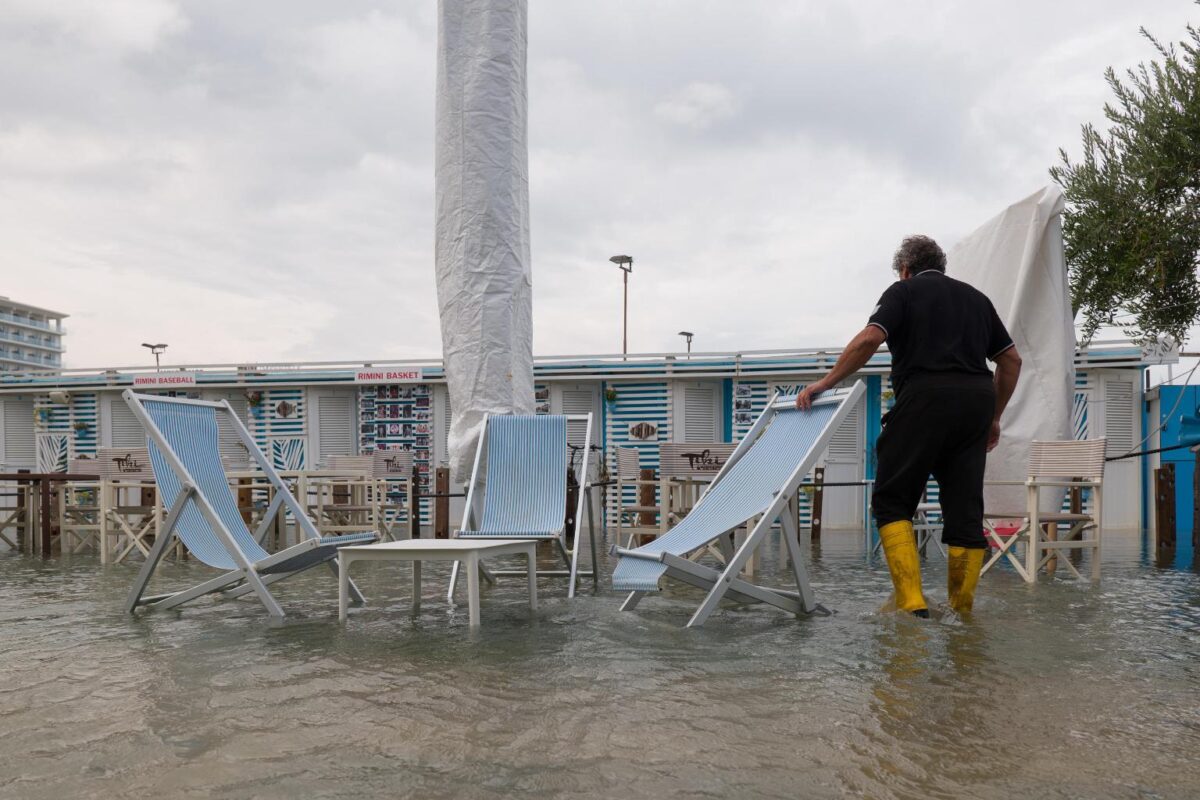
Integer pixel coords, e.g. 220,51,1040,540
337,539,537,627
0,472,99,557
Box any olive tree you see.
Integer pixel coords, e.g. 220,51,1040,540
1050,12,1200,343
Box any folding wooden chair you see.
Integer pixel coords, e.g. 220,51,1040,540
982,439,1106,582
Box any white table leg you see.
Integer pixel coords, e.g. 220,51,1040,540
338,553,349,621
412,559,422,612
467,552,481,628
527,545,537,610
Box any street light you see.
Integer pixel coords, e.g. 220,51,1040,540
609,255,633,358
678,331,694,357
141,342,168,370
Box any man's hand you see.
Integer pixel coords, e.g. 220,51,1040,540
795,379,830,411
987,420,1001,452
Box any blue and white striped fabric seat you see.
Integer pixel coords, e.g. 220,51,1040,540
143,401,375,572
612,402,838,591
457,414,567,539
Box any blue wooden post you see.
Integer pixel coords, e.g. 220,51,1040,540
864,375,882,546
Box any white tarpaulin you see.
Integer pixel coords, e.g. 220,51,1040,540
947,185,1075,513
434,0,534,482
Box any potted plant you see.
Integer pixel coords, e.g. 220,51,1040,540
604,387,618,404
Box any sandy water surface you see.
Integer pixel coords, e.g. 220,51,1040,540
1,531,1198,799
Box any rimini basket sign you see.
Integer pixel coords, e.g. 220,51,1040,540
354,368,424,384
132,372,198,388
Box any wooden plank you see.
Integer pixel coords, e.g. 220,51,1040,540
810,466,824,541
435,466,449,539
1155,463,1176,560
637,468,656,527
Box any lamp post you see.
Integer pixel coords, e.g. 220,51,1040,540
609,255,633,358
141,342,167,371
678,331,694,357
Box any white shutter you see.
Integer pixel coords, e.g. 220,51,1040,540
827,401,861,463
676,382,720,443
562,389,594,451
108,395,145,448
2,399,35,468
316,394,354,465
440,387,452,466
1103,379,1134,458
217,394,251,463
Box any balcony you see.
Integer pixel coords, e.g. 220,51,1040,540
0,311,59,332
0,328,64,352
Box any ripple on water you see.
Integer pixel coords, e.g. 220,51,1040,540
0,530,1198,799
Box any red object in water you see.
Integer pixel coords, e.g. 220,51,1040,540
986,522,1020,547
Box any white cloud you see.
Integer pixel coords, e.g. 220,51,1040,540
0,0,186,53
0,0,1195,368
654,82,738,130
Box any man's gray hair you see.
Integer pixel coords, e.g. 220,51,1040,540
892,235,946,275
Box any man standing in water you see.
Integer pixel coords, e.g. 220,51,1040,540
796,235,1022,616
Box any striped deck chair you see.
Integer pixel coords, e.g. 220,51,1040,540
613,382,865,627
122,391,378,618
448,413,596,599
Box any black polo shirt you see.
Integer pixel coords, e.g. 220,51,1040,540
867,270,1014,396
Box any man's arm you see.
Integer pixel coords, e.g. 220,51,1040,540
988,346,1022,451
794,325,887,410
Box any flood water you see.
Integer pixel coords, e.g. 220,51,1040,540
1,531,1198,799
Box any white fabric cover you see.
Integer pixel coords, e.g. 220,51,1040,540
434,0,534,482
947,186,1076,513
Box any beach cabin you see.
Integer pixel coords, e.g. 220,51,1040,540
0,340,1165,535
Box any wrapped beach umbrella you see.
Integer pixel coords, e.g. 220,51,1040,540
948,186,1076,514
434,0,534,482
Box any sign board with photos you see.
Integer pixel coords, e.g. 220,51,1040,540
358,384,434,511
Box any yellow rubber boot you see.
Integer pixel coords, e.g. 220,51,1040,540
879,521,928,617
947,546,985,614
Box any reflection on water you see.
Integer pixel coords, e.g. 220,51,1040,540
1,529,1198,799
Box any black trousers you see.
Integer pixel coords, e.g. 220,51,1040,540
872,373,995,549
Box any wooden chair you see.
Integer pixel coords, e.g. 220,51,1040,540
319,452,414,541
372,450,415,540
314,455,378,538
93,447,163,564
659,442,737,527
612,446,661,546
59,458,102,555
982,439,1106,582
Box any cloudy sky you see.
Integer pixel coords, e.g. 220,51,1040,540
1,1,1195,369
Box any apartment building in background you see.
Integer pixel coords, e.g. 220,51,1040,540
0,297,66,373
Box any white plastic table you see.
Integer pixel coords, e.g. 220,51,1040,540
337,539,538,627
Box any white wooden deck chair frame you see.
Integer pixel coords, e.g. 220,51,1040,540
448,412,597,600
981,438,1106,583
122,391,374,618
616,383,865,627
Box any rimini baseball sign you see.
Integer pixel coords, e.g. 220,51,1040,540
132,372,198,388
354,368,424,384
